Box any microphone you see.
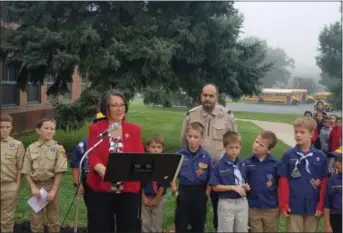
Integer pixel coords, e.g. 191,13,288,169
96,123,121,139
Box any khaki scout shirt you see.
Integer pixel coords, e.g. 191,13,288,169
21,139,68,182
0,136,25,183
180,104,237,162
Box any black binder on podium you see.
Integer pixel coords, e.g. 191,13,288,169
104,152,183,232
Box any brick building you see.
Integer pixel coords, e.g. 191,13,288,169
1,20,85,133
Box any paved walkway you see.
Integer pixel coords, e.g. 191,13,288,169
237,119,295,147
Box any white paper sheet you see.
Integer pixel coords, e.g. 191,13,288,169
27,188,48,213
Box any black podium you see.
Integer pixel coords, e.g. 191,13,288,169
104,152,183,232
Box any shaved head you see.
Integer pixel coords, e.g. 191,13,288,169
201,83,218,112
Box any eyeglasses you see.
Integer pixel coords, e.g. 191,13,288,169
109,104,126,109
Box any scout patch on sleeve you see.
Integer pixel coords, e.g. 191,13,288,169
58,145,67,158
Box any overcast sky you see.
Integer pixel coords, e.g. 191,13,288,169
235,2,341,76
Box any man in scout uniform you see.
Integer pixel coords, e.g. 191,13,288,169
180,83,236,230
21,118,68,233
0,114,25,233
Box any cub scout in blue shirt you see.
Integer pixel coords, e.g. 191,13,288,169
245,130,280,232
324,149,342,233
278,117,328,232
142,135,168,233
209,131,250,232
171,122,212,233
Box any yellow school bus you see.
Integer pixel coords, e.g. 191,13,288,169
243,89,300,105
290,89,315,104
314,92,331,100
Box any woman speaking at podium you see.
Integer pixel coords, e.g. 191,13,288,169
86,89,144,233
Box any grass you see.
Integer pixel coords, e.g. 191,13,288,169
15,102,296,232
234,111,300,125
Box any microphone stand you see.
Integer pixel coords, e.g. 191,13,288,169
74,137,106,233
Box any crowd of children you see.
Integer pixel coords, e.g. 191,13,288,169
1,111,342,233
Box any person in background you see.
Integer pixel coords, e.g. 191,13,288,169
329,114,337,128
0,114,25,233
70,112,106,206
328,117,342,153
324,147,342,233
142,135,168,233
278,117,328,232
315,101,327,116
21,118,68,233
245,131,280,232
312,112,324,150
319,117,332,155
304,111,312,118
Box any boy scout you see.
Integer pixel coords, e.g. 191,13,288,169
180,84,236,230
324,148,342,233
142,135,168,233
0,114,25,233
245,131,280,232
22,118,68,233
278,116,328,232
209,131,250,233
172,122,212,233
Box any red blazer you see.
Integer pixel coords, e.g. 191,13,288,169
87,119,144,193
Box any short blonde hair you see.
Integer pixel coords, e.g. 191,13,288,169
187,121,205,136
293,116,317,132
223,131,241,147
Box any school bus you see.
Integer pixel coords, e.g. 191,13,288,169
243,89,301,105
314,92,331,100
290,89,315,104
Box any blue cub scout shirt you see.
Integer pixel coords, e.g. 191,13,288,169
70,138,89,173
324,173,342,214
209,154,247,199
278,145,328,215
177,146,212,186
143,181,169,196
245,154,279,209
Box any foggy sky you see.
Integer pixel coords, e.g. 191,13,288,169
235,2,341,75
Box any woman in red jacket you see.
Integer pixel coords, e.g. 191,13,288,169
86,89,144,233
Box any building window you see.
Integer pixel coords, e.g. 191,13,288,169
27,82,41,105
45,76,71,103
1,62,19,108
46,75,56,103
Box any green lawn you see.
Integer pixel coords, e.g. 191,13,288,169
234,111,300,125
16,103,295,231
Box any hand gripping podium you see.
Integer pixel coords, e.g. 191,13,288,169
103,152,183,233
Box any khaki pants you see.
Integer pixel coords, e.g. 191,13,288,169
0,182,17,233
30,181,60,233
217,197,249,232
287,215,319,232
141,196,165,232
249,208,279,232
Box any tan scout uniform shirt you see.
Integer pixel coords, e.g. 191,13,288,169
181,105,237,162
21,140,68,182
1,137,25,184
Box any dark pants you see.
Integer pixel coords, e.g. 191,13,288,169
175,185,207,233
210,191,219,230
87,188,140,233
81,174,90,207
330,214,342,233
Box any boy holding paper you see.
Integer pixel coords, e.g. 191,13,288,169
21,118,68,233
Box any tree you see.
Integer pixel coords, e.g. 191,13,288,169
1,2,271,131
241,36,295,88
316,21,342,110
263,47,295,88
291,76,318,94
